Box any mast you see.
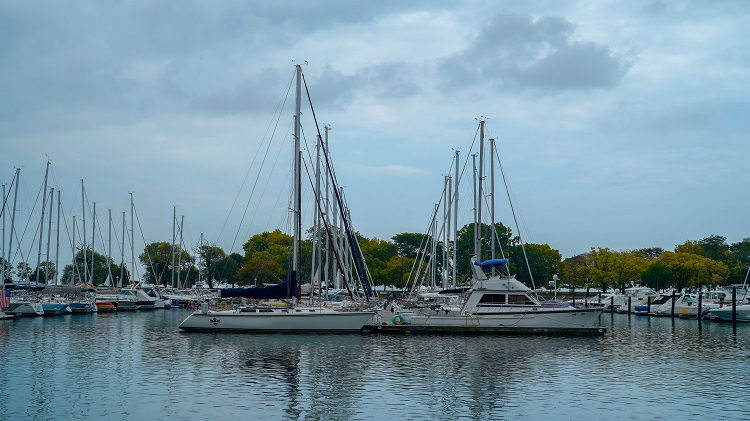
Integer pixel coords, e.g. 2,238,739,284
55,190,61,285
81,180,88,283
324,125,331,296
120,211,125,288
453,150,459,288
45,188,54,283
130,193,134,286
472,154,478,259
312,133,322,304
7,168,20,282
72,216,76,285
2,184,5,281
178,215,184,288
107,209,113,286
292,64,302,301
36,160,50,284
477,120,485,262
172,205,176,288
91,202,96,284
490,137,496,276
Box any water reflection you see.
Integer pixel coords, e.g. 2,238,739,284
1,310,750,420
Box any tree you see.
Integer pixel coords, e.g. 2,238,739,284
16,262,32,282
656,251,728,290
34,261,57,284
60,248,121,286
0,257,14,281
392,233,427,258
195,243,227,288
454,222,516,284
509,243,561,287
561,253,589,292
139,242,195,286
640,262,675,291
237,230,293,286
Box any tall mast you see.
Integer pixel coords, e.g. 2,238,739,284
36,160,50,284
324,125,331,296
172,205,176,288
108,209,113,285
453,150,459,288
120,211,125,288
312,133,322,304
477,120,485,262
490,137,496,276
82,179,87,283
55,190,61,285
44,188,54,283
130,193,134,285
292,64,302,299
7,169,19,281
2,184,5,281
91,202,96,284
472,154,478,259
72,216,76,285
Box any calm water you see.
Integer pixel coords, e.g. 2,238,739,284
1,310,749,421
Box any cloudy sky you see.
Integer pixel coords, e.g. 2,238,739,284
1,1,748,279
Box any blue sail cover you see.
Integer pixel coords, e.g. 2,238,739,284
473,258,509,267
220,272,297,300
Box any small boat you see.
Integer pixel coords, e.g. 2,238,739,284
708,304,750,322
95,301,116,312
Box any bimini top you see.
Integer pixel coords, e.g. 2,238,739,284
473,258,508,268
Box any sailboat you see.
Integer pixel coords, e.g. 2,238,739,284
179,65,375,332
392,120,603,332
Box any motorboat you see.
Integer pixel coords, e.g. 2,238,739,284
392,258,602,330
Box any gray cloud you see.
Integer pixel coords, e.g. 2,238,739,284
438,14,632,92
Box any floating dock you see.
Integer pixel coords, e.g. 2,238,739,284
363,323,606,337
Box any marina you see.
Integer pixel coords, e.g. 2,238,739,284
1,309,749,420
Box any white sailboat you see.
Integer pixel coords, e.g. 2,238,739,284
179,65,375,332
392,120,602,331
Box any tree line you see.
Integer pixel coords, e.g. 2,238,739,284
4,223,746,294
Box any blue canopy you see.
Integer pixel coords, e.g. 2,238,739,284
473,258,508,267
220,272,297,300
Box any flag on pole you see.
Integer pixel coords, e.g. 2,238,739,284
0,288,10,309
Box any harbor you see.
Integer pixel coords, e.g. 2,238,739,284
1,308,748,420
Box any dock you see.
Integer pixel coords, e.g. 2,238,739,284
363,322,606,336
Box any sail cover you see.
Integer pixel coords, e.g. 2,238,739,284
220,272,297,300
473,258,509,267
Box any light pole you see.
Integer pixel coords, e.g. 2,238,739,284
552,274,558,301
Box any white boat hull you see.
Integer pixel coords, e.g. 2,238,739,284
179,308,375,332
709,305,750,321
405,308,602,329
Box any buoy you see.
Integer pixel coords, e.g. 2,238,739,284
392,314,404,325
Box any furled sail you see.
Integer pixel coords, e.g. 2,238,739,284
220,273,297,300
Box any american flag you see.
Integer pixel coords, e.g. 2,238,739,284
0,288,10,309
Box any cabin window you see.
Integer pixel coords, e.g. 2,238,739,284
507,294,536,305
478,294,506,304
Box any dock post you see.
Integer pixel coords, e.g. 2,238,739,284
671,290,676,318
732,286,737,329
698,292,703,320
627,296,631,317
610,295,614,314
647,295,651,314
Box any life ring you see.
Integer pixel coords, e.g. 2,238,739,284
392,315,404,325
218,301,229,310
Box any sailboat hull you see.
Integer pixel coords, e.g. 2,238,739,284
179,308,375,332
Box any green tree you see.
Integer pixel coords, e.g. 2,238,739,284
238,230,293,286
509,243,561,287
139,242,195,286
34,261,57,284
16,262,32,282
0,257,14,281
195,243,227,288
657,251,728,290
60,248,121,286
640,262,675,291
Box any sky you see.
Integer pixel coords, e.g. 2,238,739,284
1,0,749,280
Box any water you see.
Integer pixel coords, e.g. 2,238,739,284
1,310,749,420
